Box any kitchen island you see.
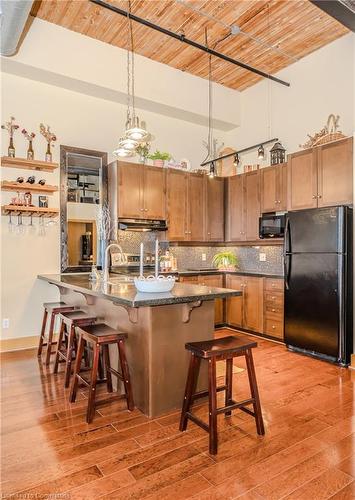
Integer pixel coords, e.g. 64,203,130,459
38,273,241,417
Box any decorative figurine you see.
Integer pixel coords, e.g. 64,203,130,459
39,123,57,162
299,114,346,149
38,195,48,208
270,142,286,165
22,129,36,160
24,192,32,206
16,176,24,183
27,176,35,184
38,179,46,185
1,116,19,158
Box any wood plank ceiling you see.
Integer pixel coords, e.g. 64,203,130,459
31,0,348,90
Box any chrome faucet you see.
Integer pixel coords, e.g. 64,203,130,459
103,243,126,282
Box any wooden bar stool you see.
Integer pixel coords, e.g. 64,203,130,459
70,323,134,423
38,302,76,366
53,310,97,388
179,334,265,455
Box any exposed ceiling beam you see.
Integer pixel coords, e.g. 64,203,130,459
90,0,290,88
310,0,355,32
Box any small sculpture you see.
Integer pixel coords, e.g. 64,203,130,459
39,123,57,162
1,117,19,158
38,179,46,186
299,114,346,149
27,176,35,184
22,129,36,160
16,176,24,183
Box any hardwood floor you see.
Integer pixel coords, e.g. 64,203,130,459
1,328,354,499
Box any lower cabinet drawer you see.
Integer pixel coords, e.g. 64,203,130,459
265,302,283,316
264,318,284,339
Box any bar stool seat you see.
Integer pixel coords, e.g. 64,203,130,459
179,334,265,455
53,310,97,388
70,323,134,423
38,302,76,366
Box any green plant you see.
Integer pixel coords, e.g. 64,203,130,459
212,251,238,269
136,143,150,158
148,150,171,161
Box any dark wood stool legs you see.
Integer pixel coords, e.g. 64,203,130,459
70,325,134,424
180,340,265,455
37,308,48,357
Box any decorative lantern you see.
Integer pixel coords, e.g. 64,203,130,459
270,142,286,165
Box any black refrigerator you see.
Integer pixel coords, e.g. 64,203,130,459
284,206,353,366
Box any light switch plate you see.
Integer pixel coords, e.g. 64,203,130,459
259,253,266,262
2,318,10,329
201,253,207,261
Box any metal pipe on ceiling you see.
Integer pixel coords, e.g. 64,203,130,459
89,0,290,88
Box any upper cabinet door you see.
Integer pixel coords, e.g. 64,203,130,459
317,137,353,208
288,149,317,211
277,162,288,211
244,171,260,241
188,173,206,241
260,166,277,213
118,162,143,218
225,175,244,241
143,166,166,220
167,169,188,241
206,177,224,241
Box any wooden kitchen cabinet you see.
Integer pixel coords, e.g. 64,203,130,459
244,171,261,241
260,163,287,213
225,174,244,242
188,173,206,241
118,162,166,219
288,138,353,211
263,278,284,340
317,137,353,207
167,171,205,241
206,177,224,241
226,274,264,334
198,274,224,324
226,171,260,242
287,149,317,211
167,169,188,241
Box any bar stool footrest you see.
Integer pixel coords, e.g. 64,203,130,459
216,397,255,415
186,412,209,432
192,384,227,400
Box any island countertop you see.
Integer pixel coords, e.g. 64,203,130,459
38,273,242,307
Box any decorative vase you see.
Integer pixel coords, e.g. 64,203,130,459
153,159,164,168
139,155,147,165
45,143,52,162
27,140,34,160
8,137,15,158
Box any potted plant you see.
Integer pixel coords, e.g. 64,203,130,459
136,143,150,164
212,251,238,271
148,150,171,168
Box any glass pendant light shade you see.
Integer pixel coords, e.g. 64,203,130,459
119,137,138,150
125,116,149,142
113,145,135,158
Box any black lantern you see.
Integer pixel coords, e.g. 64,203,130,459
270,142,286,165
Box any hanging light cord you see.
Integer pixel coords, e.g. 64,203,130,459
126,0,136,124
201,28,214,164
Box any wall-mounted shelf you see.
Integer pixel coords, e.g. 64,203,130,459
2,205,59,217
1,181,58,194
1,156,58,172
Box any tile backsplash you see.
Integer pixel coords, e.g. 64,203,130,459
116,230,283,275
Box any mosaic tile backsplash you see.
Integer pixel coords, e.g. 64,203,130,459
116,230,283,275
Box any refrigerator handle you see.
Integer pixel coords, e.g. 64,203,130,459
284,216,290,254
284,254,290,290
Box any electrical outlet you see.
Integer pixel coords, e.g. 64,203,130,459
2,318,10,329
201,253,207,262
259,253,266,262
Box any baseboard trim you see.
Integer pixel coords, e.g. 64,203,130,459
0,335,40,353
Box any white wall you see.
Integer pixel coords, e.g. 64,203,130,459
226,33,355,166
0,72,224,342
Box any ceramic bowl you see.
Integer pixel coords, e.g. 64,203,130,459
134,275,176,293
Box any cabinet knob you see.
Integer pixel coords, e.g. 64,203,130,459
145,208,148,211
318,195,322,199
271,296,276,300
140,208,144,211
272,308,276,312
272,325,276,329
312,195,317,199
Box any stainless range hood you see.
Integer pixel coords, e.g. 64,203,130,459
118,219,168,231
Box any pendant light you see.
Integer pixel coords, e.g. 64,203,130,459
208,161,216,178
233,153,240,166
257,144,265,160
113,3,150,157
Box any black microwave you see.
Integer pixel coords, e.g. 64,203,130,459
259,213,286,239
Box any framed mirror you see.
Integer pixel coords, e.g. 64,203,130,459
60,145,108,273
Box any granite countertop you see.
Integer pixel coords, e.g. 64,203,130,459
38,274,242,308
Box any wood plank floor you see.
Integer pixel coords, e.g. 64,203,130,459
1,328,354,499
